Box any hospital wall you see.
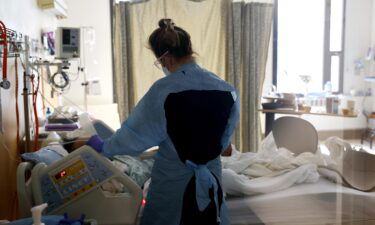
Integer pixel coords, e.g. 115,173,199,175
57,0,114,106
263,0,375,136
0,0,57,220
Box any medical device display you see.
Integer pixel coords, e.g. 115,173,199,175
26,146,142,225
56,27,80,58
49,159,99,204
34,150,113,213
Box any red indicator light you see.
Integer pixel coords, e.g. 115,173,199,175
55,170,68,179
142,199,146,207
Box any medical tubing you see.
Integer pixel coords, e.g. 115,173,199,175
40,67,46,114
31,74,40,151
29,63,92,127
37,68,85,112
23,71,31,152
51,71,69,89
36,89,78,124
18,52,26,70
0,21,8,80
31,75,36,149
47,139,90,146
34,76,40,151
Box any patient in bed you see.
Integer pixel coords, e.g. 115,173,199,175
220,133,375,196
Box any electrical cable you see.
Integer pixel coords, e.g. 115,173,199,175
66,71,80,82
36,90,93,148
37,71,86,113
21,50,80,152
31,74,40,152
31,74,36,150
26,58,89,136
28,88,35,150
51,71,69,89
18,53,26,70
34,75,40,151
36,87,78,124
29,58,72,91
47,139,90,146
40,66,46,115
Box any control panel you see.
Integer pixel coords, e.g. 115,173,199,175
52,160,96,203
41,151,114,213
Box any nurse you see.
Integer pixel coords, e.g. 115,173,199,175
87,18,239,225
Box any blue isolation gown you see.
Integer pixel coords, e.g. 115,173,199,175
102,63,239,225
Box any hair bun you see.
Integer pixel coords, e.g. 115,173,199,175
158,18,175,30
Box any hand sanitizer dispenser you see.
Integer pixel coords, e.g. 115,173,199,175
31,203,48,225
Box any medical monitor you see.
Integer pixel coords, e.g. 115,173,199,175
56,27,80,58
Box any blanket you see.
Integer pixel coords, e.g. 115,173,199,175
221,133,337,196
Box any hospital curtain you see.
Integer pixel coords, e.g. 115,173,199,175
227,1,274,152
112,2,135,121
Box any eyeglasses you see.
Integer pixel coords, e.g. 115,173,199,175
154,51,169,70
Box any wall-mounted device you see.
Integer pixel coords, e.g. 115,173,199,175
55,27,80,59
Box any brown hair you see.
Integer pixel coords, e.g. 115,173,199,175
148,19,193,59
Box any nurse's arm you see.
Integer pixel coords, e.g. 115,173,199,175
101,84,167,158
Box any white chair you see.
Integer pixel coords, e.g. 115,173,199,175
272,116,318,155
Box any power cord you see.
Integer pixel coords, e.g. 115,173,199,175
51,71,70,89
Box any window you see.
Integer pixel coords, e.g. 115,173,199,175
274,0,345,93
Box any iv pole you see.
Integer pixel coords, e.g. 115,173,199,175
81,27,88,112
23,36,70,153
23,36,31,153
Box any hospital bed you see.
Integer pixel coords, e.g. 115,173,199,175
19,147,375,225
17,146,143,225
226,117,375,225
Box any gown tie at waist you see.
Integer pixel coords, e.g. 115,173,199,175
185,160,221,223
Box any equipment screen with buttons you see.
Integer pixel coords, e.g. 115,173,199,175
51,159,96,203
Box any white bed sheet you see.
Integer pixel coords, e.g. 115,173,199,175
227,178,375,225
